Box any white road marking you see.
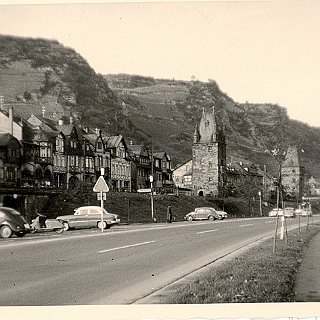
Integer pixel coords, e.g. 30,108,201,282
196,229,219,235
98,240,156,254
239,224,254,227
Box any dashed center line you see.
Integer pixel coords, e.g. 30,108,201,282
239,224,254,228
98,240,156,254
196,229,219,235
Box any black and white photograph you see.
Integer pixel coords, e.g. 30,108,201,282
0,0,320,319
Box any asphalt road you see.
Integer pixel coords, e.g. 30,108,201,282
0,215,317,305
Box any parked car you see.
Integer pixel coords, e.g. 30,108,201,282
56,206,120,231
184,207,227,221
0,207,30,238
268,207,296,218
295,208,312,217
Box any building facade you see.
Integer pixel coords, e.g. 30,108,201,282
192,106,226,197
128,144,151,192
281,145,304,200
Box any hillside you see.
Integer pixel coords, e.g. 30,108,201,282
105,74,320,177
0,35,128,134
1,35,320,178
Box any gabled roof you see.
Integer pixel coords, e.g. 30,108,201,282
27,114,58,133
84,133,99,145
127,145,143,154
153,151,170,161
104,135,126,149
57,124,74,136
282,146,302,168
173,159,192,171
127,144,150,157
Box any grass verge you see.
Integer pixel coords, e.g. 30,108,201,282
163,222,320,304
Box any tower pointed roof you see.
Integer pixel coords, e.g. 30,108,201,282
198,105,217,143
282,145,301,167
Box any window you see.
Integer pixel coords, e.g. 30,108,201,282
56,137,64,152
97,142,102,150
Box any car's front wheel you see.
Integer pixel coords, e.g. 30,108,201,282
62,222,70,231
187,216,193,221
97,221,107,229
0,225,13,238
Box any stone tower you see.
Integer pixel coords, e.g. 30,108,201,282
281,145,304,199
192,106,226,197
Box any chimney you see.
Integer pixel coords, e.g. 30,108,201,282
9,105,13,135
84,126,89,134
58,119,64,126
95,128,101,136
70,116,73,125
129,140,133,145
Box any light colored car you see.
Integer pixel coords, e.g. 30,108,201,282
56,206,120,231
268,207,296,218
295,208,312,217
184,207,227,221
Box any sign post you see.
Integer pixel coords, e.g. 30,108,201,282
149,175,154,221
93,168,109,232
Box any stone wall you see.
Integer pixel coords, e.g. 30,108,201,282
192,142,220,196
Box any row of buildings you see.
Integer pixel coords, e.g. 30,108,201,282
0,97,174,212
0,94,313,216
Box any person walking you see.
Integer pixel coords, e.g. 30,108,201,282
167,206,172,223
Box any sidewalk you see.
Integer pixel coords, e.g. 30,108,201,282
294,230,320,302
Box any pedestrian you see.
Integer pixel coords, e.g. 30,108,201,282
167,205,172,223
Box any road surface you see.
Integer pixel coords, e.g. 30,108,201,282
0,215,317,305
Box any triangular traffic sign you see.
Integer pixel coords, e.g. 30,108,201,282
93,176,109,192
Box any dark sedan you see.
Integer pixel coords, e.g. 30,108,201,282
0,207,30,238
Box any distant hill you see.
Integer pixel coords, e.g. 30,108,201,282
1,35,319,178
105,74,320,178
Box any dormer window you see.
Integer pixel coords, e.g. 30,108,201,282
97,142,102,150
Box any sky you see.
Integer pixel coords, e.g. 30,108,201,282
0,1,320,127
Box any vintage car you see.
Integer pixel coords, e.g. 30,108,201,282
268,207,296,218
56,206,120,231
0,207,30,238
184,207,227,221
